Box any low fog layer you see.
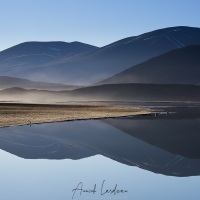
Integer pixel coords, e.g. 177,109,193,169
0,83,200,104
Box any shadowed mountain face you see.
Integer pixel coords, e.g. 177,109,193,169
98,45,200,85
1,26,200,84
0,107,200,177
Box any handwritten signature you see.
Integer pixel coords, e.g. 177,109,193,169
72,180,128,199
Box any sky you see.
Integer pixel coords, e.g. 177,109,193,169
0,0,200,51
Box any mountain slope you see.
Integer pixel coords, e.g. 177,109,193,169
1,26,200,84
98,45,200,85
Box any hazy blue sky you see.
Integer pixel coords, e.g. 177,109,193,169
0,0,199,51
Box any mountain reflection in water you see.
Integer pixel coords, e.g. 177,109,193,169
0,106,200,177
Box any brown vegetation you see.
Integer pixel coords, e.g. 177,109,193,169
0,103,150,127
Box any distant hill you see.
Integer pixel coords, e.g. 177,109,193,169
68,83,200,102
98,45,200,85
0,76,79,91
1,83,200,103
1,26,200,84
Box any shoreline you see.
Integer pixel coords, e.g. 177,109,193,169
0,103,151,128
0,113,152,128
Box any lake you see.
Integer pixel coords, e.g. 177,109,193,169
0,106,200,200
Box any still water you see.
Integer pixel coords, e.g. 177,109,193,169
0,107,200,199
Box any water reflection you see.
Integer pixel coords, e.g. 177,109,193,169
0,107,200,177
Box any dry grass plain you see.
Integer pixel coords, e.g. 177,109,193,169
0,103,151,127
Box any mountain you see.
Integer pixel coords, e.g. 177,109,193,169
98,45,200,85
1,26,200,84
1,83,200,103
0,76,79,91
0,41,98,75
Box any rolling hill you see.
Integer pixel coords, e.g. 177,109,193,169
1,83,200,103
